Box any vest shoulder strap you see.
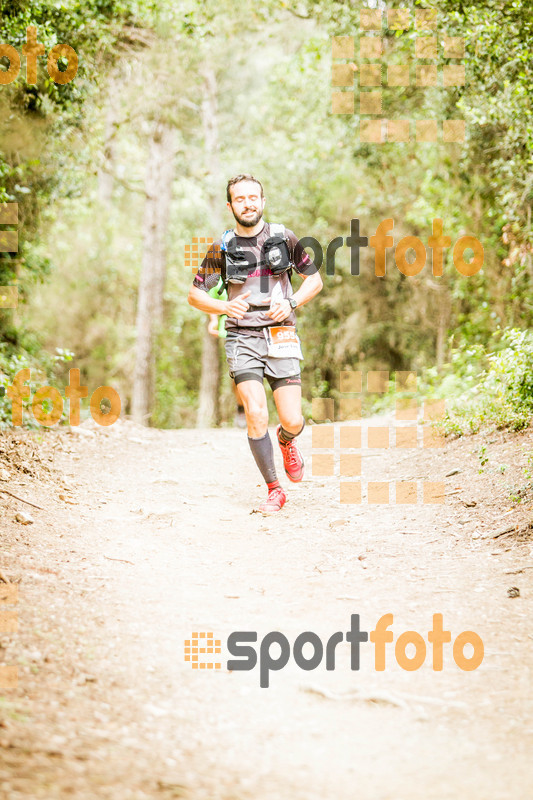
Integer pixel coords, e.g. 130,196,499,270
268,222,286,238
220,229,234,285
221,229,235,250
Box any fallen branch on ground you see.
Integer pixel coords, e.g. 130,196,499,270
493,521,533,539
0,489,45,510
103,555,135,565
492,524,517,538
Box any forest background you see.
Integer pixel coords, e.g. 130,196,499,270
0,0,532,433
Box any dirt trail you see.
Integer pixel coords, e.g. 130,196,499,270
1,420,533,799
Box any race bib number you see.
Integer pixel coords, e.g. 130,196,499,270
264,326,303,359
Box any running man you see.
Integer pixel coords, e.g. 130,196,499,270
187,174,323,513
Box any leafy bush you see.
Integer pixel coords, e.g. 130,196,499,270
366,343,489,419
489,330,533,412
438,329,533,435
363,328,533,435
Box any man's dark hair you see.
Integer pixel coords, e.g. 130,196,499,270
226,174,264,203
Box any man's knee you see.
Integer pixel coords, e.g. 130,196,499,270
237,383,269,430
245,402,269,430
279,411,304,432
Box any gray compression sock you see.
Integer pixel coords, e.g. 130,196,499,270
248,432,278,485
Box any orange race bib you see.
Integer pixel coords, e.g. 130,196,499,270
264,326,303,359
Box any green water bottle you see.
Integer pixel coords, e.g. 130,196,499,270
207,277,228,338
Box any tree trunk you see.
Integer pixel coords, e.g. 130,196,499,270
436,289,451,370
97,75,119,205
196,62,223,428
197,316,221,427
132,121,175,425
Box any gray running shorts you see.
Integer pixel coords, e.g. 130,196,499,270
224,331,301,389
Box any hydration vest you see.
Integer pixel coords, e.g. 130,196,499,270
220,223,294,286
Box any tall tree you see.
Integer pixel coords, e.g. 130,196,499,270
97,73,121,206
132,120,176,424
196,61,223,427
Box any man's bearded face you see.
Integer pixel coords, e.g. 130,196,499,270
228,181,265,227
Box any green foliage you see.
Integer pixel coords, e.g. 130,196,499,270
153,314,204,429
289,0,533,345
437,0,533,233
364,326,533,434
508,448,533,504
0,0,156,347
437,329,533,435
3,0,533,428
0,341,74,428
487,329,533,412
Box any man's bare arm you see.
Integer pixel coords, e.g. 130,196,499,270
188,285,252,320
266,271,323,322
291,271,323,308
188,285,227,315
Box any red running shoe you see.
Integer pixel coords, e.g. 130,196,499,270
258,486,287,515
276,425,305,482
